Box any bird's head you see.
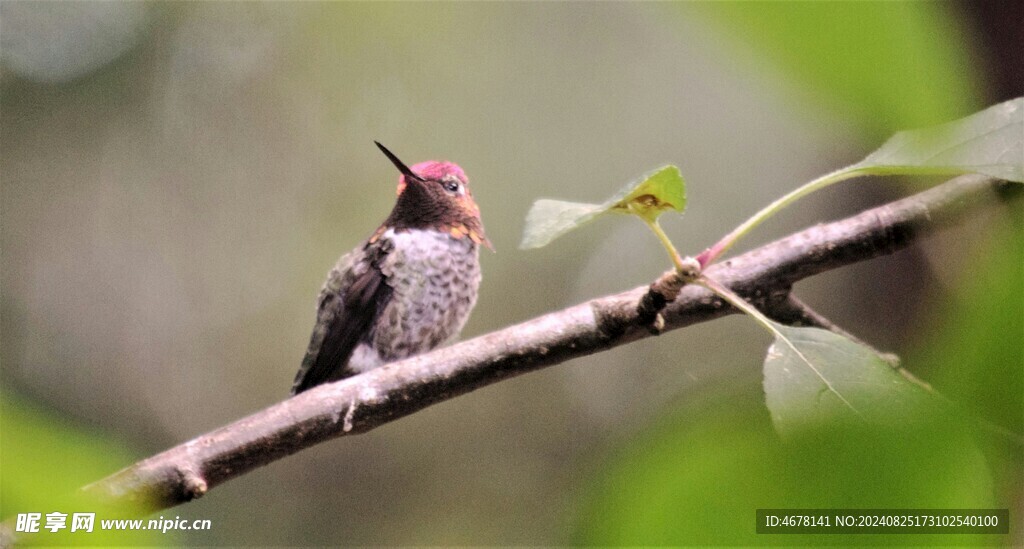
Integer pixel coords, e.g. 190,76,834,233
374,142,491,250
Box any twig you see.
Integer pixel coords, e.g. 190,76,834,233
769,294,899,362
82,174,1018,512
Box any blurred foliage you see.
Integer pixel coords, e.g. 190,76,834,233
914,205,1023,440
573,2,1021,546
909,208,1024,542
0,2,153,83
0,390,172,546
697,2,980,140
572,387,998,546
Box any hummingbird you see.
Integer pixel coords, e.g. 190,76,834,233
291,142,489,394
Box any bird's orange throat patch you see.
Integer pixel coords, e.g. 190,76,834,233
446,222,493,250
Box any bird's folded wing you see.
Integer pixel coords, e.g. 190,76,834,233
291,241,394,394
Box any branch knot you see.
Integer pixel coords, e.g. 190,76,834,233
637,269,689,331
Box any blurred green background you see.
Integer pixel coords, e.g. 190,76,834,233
2,2,1020,546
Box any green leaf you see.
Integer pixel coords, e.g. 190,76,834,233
851,97,1024,182
702,98,1024,266
763,323,937,436
520,165,685,249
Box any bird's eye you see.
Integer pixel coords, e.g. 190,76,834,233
443,181,461,193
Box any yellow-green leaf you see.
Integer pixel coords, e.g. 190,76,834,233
520,165,686,249
608,165,687,223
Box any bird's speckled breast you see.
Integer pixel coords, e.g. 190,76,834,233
349,228,480,372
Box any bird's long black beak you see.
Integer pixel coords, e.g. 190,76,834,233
375,141,423,182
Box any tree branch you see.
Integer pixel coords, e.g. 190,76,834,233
83,174,1019,512
768,294,893,357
